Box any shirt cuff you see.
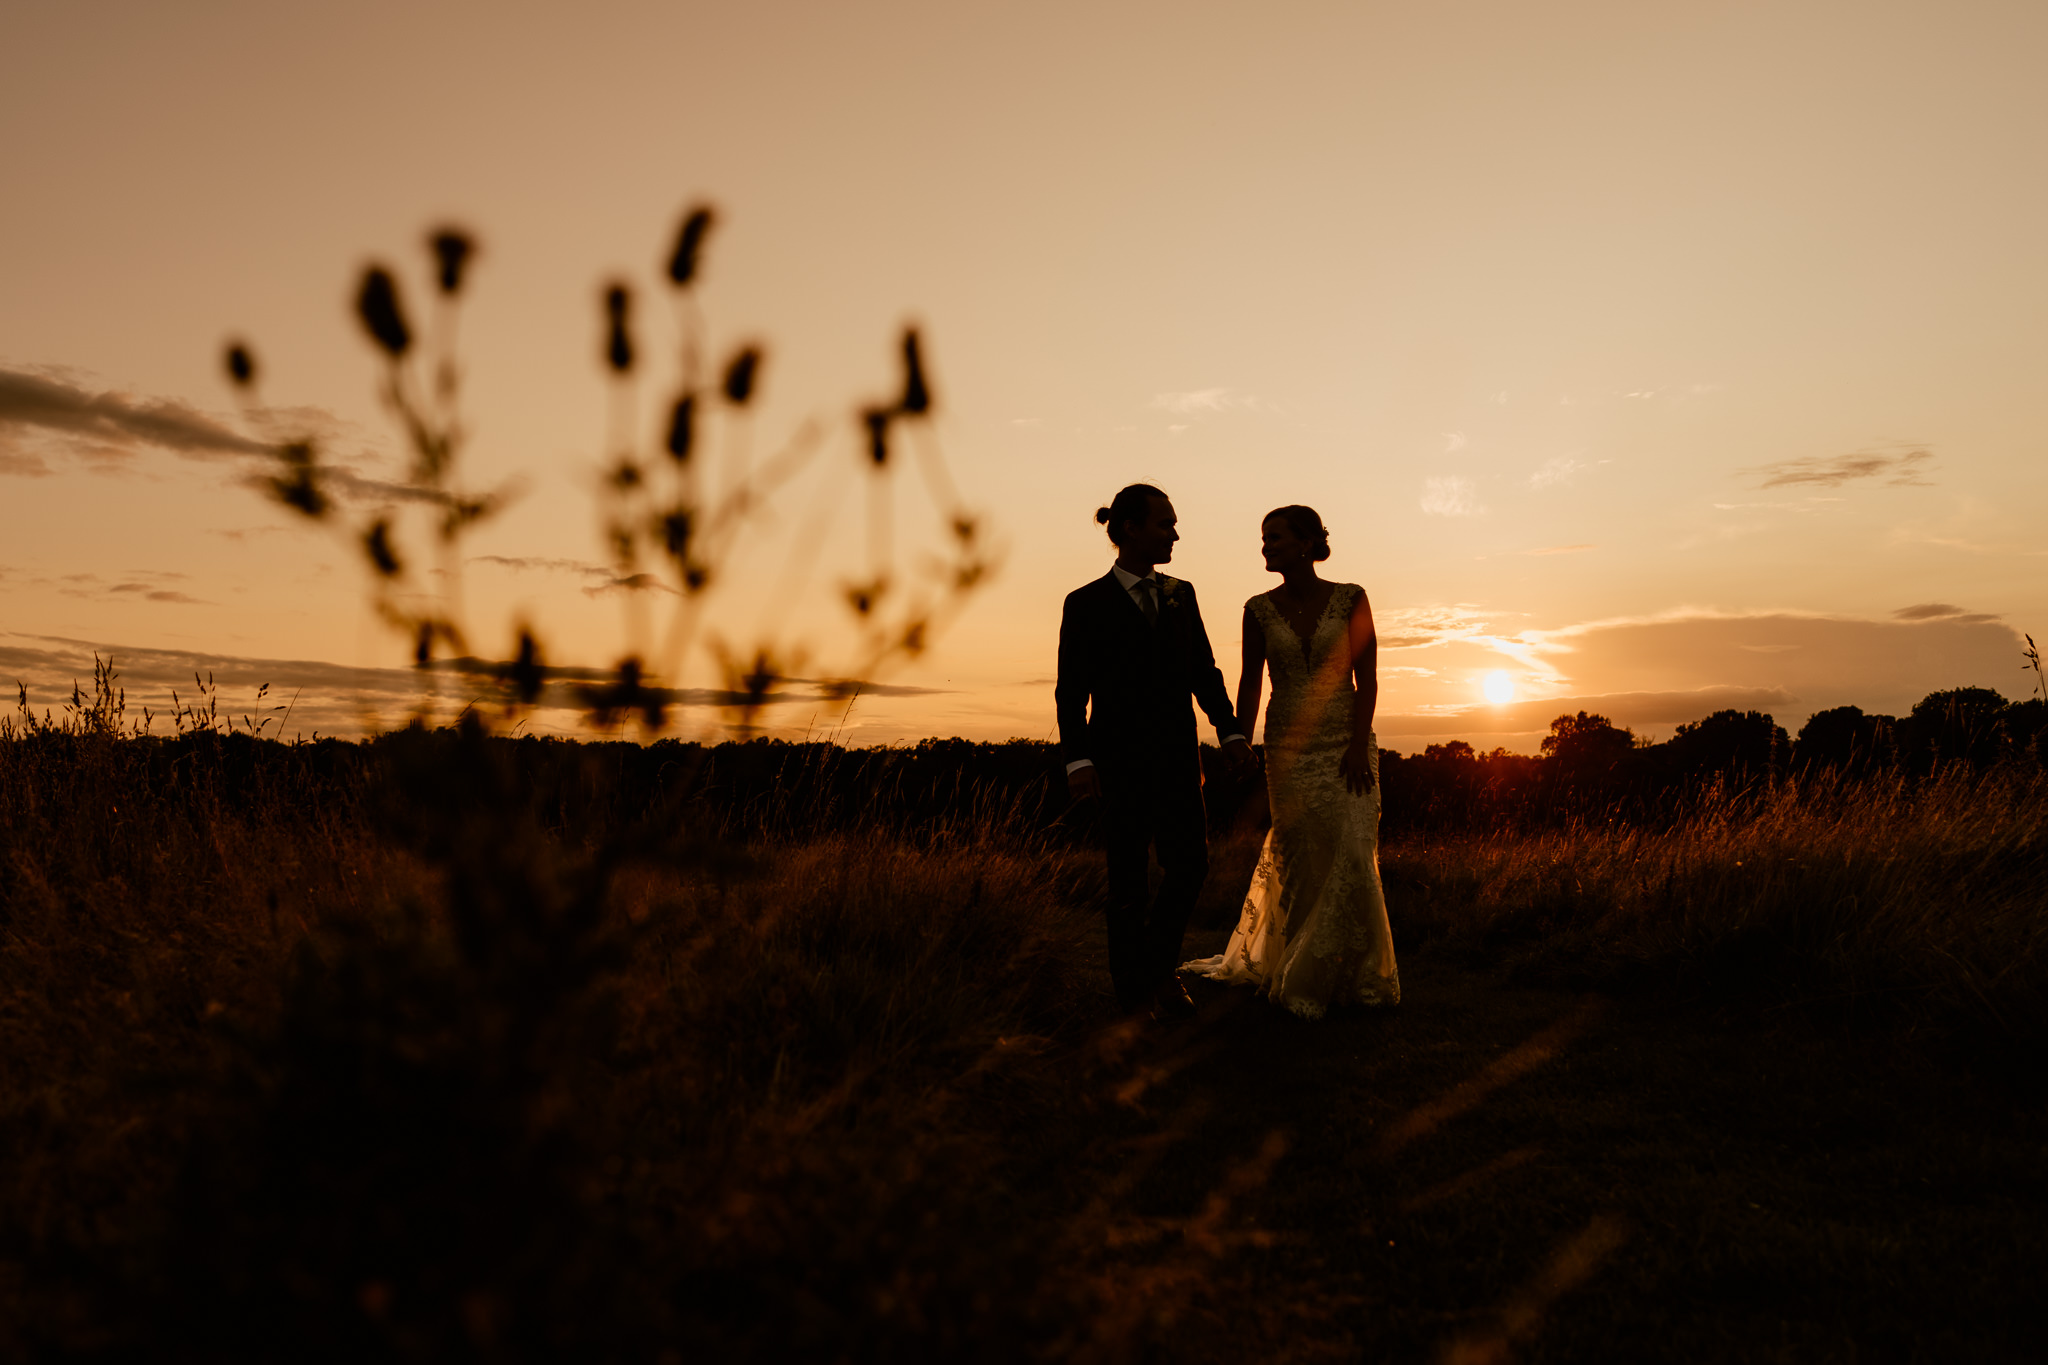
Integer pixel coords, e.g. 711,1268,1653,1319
1065,758,1095,774
1220,733,1247,746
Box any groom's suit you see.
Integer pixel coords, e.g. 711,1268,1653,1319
1057,568,1243,1012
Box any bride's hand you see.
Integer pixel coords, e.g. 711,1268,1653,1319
1340,739,1377,796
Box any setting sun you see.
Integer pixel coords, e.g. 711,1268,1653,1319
1483,670,1516,705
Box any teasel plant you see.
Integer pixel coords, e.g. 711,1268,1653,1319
221,204,994,737
142,204,1002,1357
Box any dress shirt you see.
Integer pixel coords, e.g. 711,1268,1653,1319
1067,564,1247,775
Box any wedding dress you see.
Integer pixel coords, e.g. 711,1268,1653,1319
1183,583,1400,1018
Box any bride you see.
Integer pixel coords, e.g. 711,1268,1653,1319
1183,505,1400,1018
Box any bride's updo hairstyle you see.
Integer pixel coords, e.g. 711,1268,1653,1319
1096,482,1169,547
1264,504,1331,562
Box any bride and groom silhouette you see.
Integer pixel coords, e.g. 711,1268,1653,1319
1056,483,1400,1022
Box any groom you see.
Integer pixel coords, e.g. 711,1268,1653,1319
1057,484,1253,1021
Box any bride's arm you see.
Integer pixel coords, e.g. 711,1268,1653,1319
1236,604,1266,749
1341,588,1379,793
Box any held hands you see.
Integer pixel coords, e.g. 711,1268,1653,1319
1340,738,1377,796
1068,739,1255,804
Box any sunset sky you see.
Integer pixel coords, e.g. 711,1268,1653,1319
5,0,2046,751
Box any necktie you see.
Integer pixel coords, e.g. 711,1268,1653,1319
1135,578,1158,625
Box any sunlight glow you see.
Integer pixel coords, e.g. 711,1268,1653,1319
1482,670,1516,705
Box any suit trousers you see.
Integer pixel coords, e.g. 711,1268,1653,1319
1099,759,1210,1012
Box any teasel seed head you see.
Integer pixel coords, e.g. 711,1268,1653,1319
666,394,695,462
862,407,891,466
661,508,693,558
723,346,761,405
364,518,402,577
270,440,328,519
506,628,545,705
899,328,930,415
668,206,715,286
429,228,476,295
604,283,634,373
356,266,412,358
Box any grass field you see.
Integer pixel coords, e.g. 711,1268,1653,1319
4,705,2045,1360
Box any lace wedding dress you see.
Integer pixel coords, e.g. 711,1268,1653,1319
1184,583,1400,1018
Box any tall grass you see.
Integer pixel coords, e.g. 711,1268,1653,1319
8,678,2048,1356
0,693,1102,1359
1385,764,2048,1053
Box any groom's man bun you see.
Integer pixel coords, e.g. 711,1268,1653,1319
1265,504,1331,562
1098,483,1169,546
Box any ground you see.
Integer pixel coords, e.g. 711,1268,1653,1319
1045,924,2046,1363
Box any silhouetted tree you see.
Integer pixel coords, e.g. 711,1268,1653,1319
1793,705,1896,773
1541,711,1634,777
2003,697,2048,765
1664,709,1788,780
1900,687,2012,770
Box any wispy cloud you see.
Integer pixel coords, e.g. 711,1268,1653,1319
46,570,210,605
468,554,676,597
1520,544,1596,557
1746,445,1934,489
1420,476,1484,517
1149,388,1261,416
0,363,461,514
0,365,267,469
2,632,947,737
0,447,55,477
1377,604,1493,650
1893,601,1999,624
1528,456,1589,490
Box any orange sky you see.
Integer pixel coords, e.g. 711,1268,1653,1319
5,0,2046,750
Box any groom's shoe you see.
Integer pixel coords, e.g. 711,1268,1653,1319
1151,978,1198,1024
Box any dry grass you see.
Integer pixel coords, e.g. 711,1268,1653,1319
1384,764,2048,1053
0,715,1103,1359
5,702,2047,1358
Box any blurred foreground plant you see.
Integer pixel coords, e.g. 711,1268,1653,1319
221,206,994,736
99,205,1014,1359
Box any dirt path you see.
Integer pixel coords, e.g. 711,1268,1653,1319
1049,928,2045,1362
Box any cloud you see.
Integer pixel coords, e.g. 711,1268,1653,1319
781,677,951,699
1892,602,1999,625
1149,388,1260,415
468,554,676,597
1520,544,1595,556
472,555,605,575
1377,604,1493,650
1380,685,1800,736
0,365,267,468
1371,604,2032,753
48,570,210,605
1516,607,2024,715
0,363,461,514
0,447,55,477
1,632,945,738
1419,476,1484,517
1443,432,1467,454
1528,456,1589,490
1745,445,1934,489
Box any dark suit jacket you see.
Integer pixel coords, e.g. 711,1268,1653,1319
1056,570,1241,788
